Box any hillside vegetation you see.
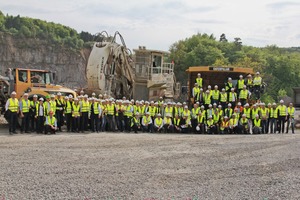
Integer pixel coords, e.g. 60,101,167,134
169,33,300,102
0,11,96,49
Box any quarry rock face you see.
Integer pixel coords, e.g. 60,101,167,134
0,32,90,89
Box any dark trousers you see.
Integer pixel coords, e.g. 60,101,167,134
45,125,56,134
106,115,115,131
65,113,72,132
278,116,285,133
268,118,277,133
116,116,124,132
261,120,267,134
36,116,45,133
90,113,100,132
80,112,89,132
72,116,80,132
55,110,64,131
8,111,18,133
124,116,131,132
21,112,30,132
30,112,36,131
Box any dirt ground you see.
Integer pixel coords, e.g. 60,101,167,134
0,126,299,200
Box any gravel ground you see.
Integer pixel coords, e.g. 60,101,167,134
0,126,299,200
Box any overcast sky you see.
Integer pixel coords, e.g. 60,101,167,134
1,0,300,51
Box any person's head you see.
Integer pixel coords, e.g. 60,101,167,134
39,98,44,104
11,91,16,98
228,77,232,82
33,94,38,101
256,72,260,76
280,100,284,105
49,110,54,116
239,75,243,79
289,102,293,107
157,113,161,118
23,93,29,99
197,73,201,77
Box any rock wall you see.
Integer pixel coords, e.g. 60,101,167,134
0,32,90,89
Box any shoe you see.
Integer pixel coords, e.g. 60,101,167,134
12,131,18,134
25,131,30,133
9,132,12,135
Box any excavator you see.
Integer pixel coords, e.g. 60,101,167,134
85,31,134,99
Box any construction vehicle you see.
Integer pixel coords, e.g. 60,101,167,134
86,31,134,99
186,66,255,103
133,46,181,101
86,31,180,101
0,68,76,111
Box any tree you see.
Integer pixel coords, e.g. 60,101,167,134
219,33,228,42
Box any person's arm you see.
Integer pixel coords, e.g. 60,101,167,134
5,100,9,111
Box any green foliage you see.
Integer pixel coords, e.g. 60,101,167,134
278,89,287,97
0,12,98,49
170,33,300,100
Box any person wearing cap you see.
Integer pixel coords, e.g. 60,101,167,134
105,98,115,132
79,94,90,133
64,96,73,132
191,103,200,133
239,85,249,106
213,109,221,134
206,115,216,134
236,75,245,96
277,100,287,133
225,77,233,94
72,98,81,133
239,114,249,134
50,94,57,117
131,112,141,133
246,74,253,92
163,114,173,133
141,112,153,133
148,101,157,121
211,85,220,105
116,100,125,132
196,111,205,134
219,88,227,111
35,97,46,134
180,114,191,133
43,95,51,116
204,90,212,109
5,91,19,134
252,114,262,134
224,103,233,119
220,116,230,134
44,110,57,134
55,92,65,132
124,100,134,132
253,72,262,100
90,97,102,133
229,114,239,134
228,88,237,109
30,94,38,132
195,73,203,88
268,103,277,134
286,103,295,134
154,113,164,133
192,83,200,104
19,93,31,133
164,102,173,119
259,103,268,134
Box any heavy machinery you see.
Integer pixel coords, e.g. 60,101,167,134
86,31,134,99
86,31,180,101
0,68,76,111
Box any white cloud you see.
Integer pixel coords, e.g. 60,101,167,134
1,0,300,50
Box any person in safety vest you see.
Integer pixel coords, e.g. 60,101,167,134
196,111,205,134
173,114,181,133
5,91,19,134
163,114,173,133
229,114,239,134
206,115,216,134
236,75,245,97
195,73,203,88
72,98,81,133
141,112,153,133
253,72,262,100
220,116,230,134
30,94,38,132
252,114,262,134
277,99,287,133
239,114,250,134
180,114,191,133
286,102,295,134
80,94,90,133
64,96,72,132
35,97,46,134
154,113,164,133
45,110,57,134
90,97,102,133
55,92,65,132
268,103,278,134
259,102,269,134
131,112,141,133
19,93,31,133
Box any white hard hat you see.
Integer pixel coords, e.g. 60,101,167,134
208,85,211,89
39,97,44,101
256,72,260,75
24,93,28,96
239,75,243,78
68,94,73,98
57,92,62,96
280,100,284,103
228,103,232,107
135,112,139,115
237,102,241,106
157,113,162,117
11,91,16,95
196,126,200,131
92,92,96,96
228,77,232,80
50,94,55,98
33,94,38,98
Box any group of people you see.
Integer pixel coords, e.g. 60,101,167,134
4,86,296,135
